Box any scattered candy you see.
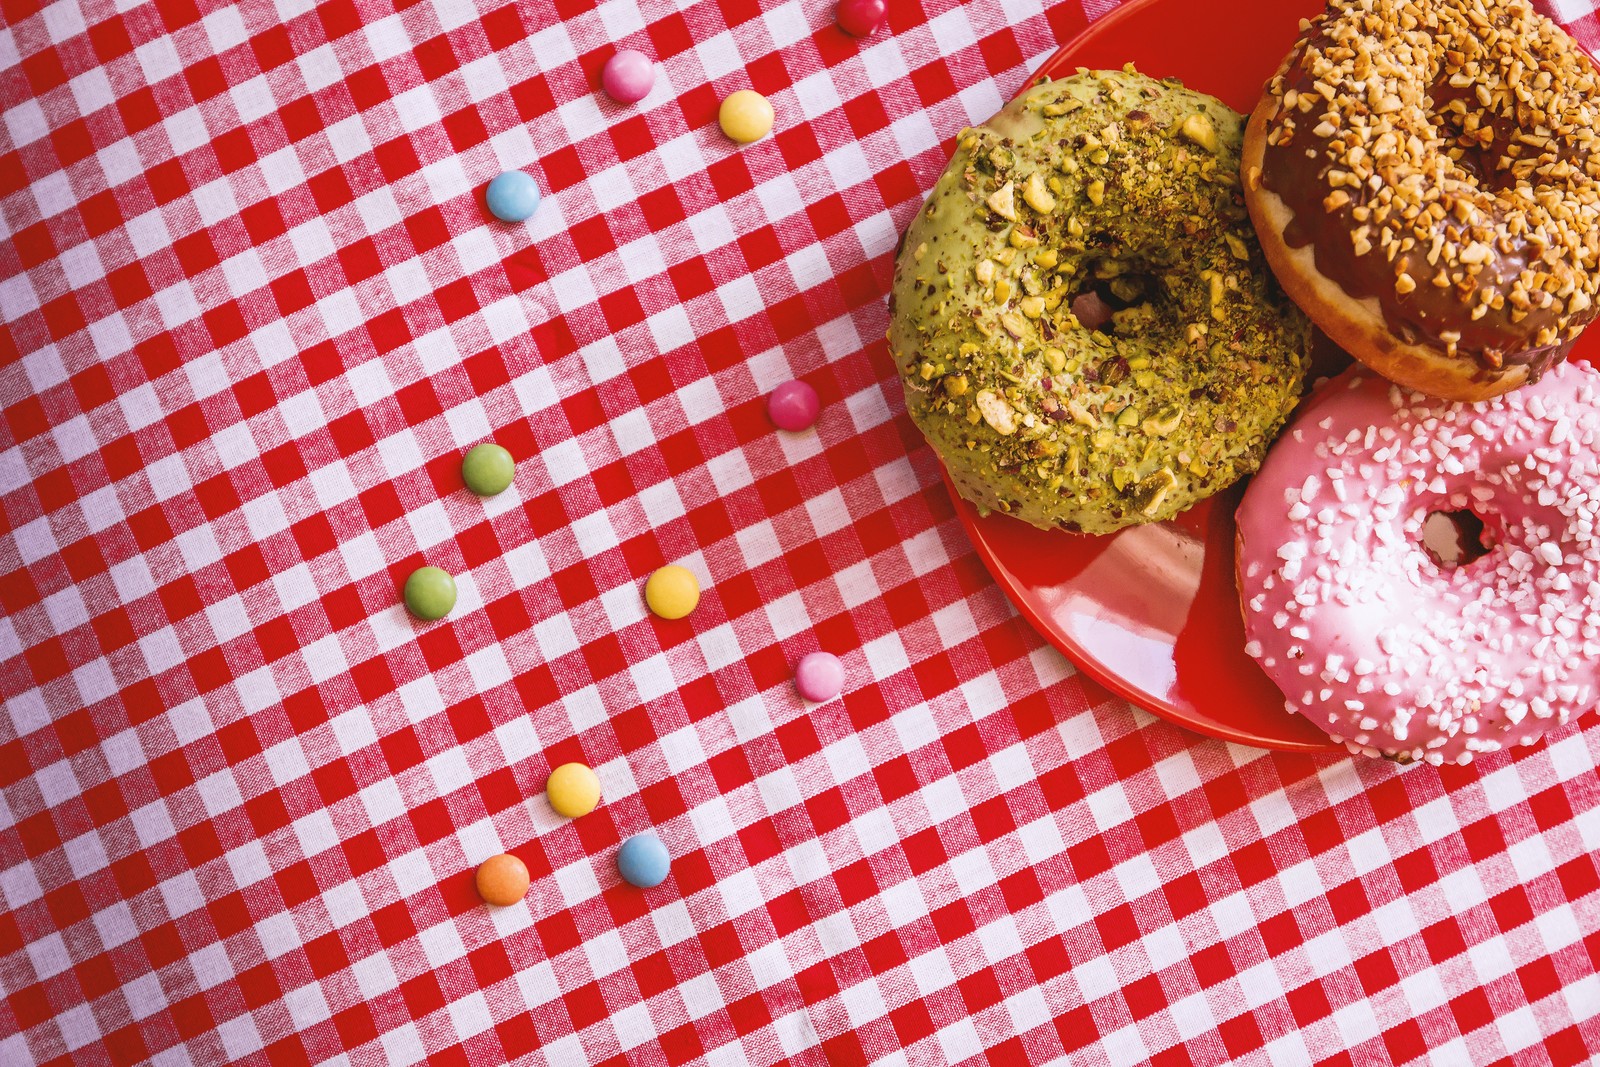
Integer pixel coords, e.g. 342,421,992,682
719,89,775,144
475,853,530,906
617,834,671,888
404,566,457,620
546,763,601,818
462,443,516,496
486,171,541,222
835,0,886,37
602,49,655,104
767,380,820,431
645,564,701,620
795,651,845,702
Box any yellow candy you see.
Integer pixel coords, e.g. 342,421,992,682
719,90,774,144
645,564,701,620
546,763,601,818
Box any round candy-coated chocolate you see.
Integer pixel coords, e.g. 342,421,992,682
719,90,774,143
475,853,529,906
602,49,655,104
835,0,886,36
462,443,515,496
486,171,540,222
645,565,700,620
404,566,457,620
795,651,845,702
767,380,820,431
546,763,601,818
617,834,670,888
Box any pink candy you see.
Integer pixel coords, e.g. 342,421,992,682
795,652,845,702
768,380,820,431
602,50,654,104
835,0,886,37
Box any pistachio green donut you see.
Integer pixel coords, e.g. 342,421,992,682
889,69,1311,533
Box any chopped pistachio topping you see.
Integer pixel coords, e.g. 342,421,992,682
887,70,1310,533
1179,112,1219,153
987,181,1018,221
975,390,1017,435
1022,172,1057,214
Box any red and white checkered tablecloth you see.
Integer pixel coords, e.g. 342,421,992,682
4,0,1600,1062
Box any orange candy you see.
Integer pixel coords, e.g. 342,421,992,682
475,853,529,906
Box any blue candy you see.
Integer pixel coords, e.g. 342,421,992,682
486,171,540,223
617,834,670,888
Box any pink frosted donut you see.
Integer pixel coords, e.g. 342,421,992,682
1236,361,1600,764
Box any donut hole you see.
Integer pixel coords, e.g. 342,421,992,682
1071,259,1160,333
1422,509,1491,567
1425,82,1520,194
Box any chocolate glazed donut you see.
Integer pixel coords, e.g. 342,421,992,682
1242,0,1600,401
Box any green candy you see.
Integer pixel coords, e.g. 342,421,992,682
462,443,515,496
404,566,457,620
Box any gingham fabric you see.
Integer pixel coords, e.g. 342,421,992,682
4,0,1600,1063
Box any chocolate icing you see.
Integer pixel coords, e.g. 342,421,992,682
1258,14,1599,381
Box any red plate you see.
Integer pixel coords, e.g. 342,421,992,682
958,0,1600,751
947,0,1352,753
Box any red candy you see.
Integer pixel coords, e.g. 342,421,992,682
835,0,886,37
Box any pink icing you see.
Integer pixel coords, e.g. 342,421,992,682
1236,361,1600,765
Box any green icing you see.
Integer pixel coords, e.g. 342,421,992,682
889,69,1310,534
